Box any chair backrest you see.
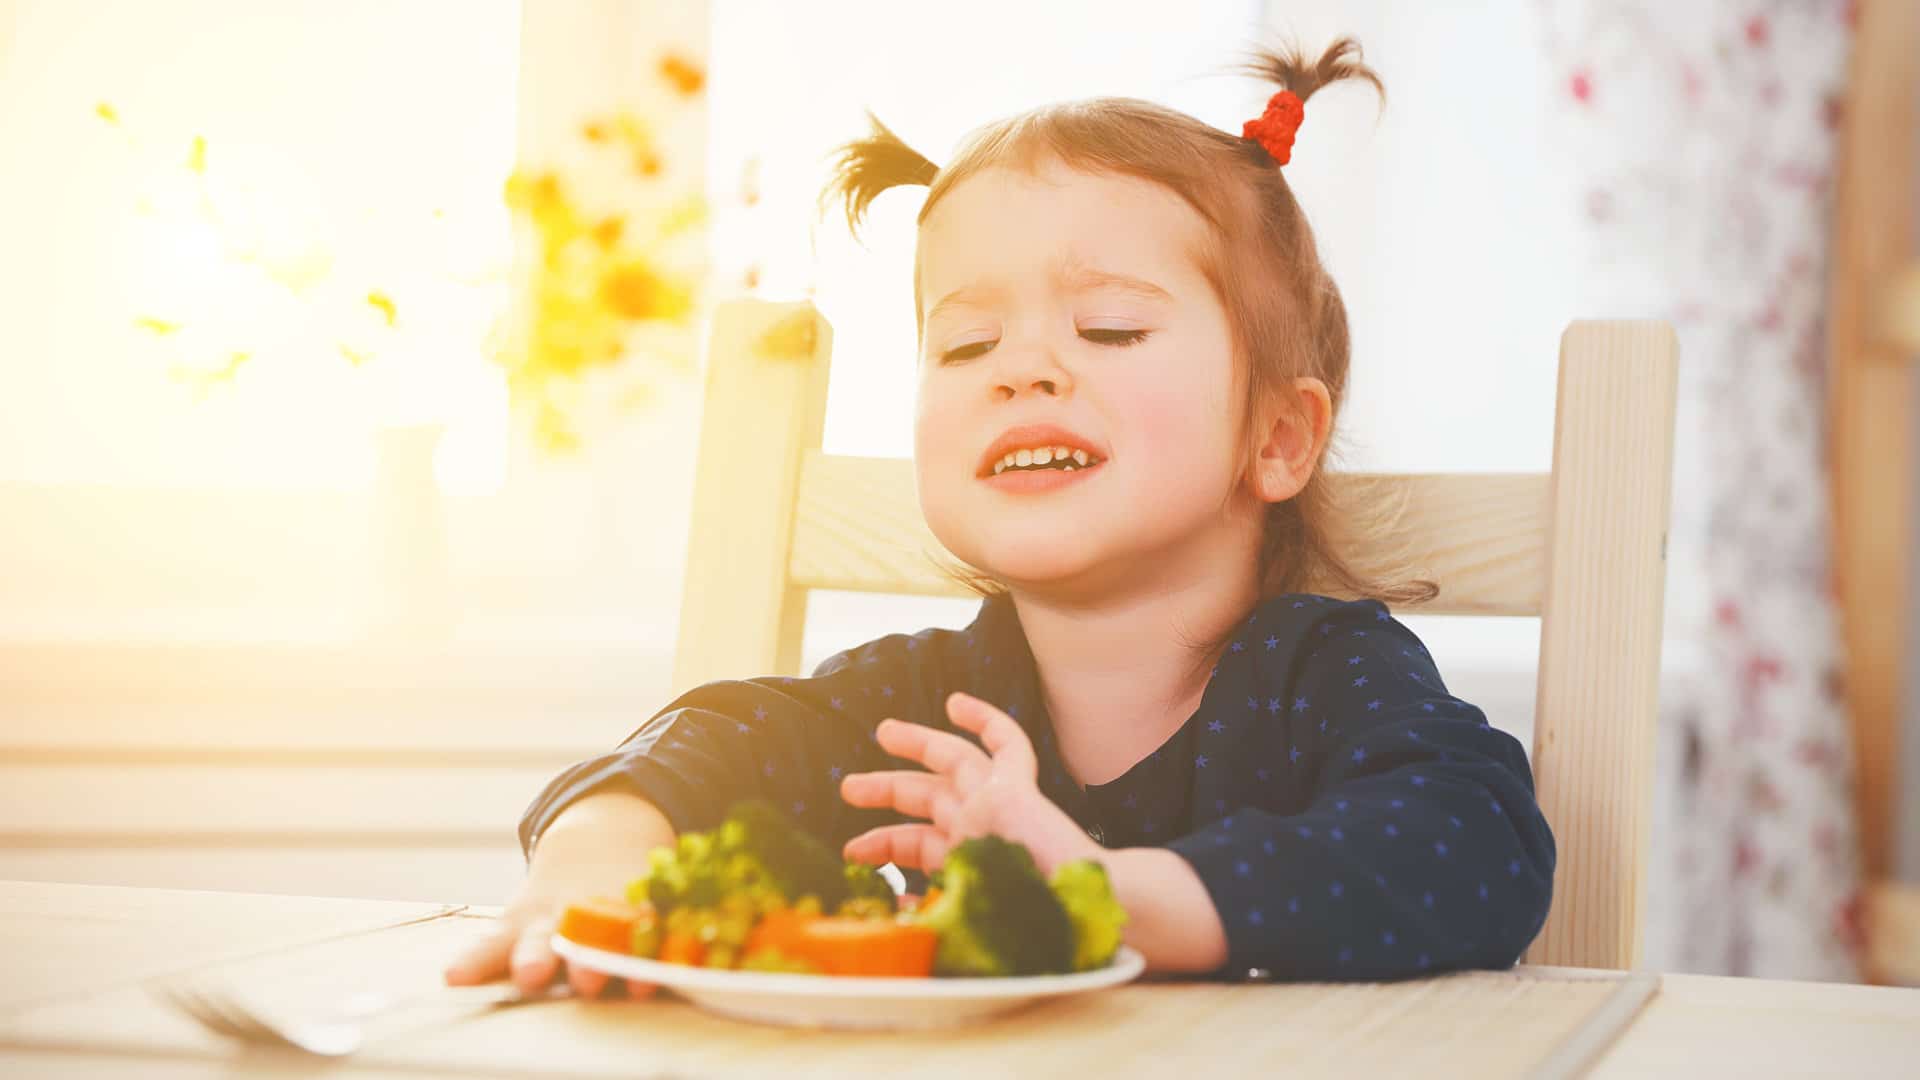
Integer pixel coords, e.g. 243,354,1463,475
673,299,1678,971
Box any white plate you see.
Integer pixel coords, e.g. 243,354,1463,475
552,934,1146,1030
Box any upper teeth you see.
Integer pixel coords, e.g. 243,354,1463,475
993,445,1098,475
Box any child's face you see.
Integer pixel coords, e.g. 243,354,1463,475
913,157,1257,598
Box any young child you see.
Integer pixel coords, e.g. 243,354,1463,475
446,38,1553,997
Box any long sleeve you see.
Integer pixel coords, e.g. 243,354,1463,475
1165,598,1556,980
516,626,968,861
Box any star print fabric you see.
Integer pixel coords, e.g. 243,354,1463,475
516,591,1555,980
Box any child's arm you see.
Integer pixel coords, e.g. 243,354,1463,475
1158,600,1555,980
517,629,957,866
836,693,1233,974
1089,846,1231,972
461,628,962,995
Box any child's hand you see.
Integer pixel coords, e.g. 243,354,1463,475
443,792,673,1000
838,691,1098,876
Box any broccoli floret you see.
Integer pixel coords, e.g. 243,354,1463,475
640,799,852,915
837,895,896,920
739,947,820,974
844,861,894,903
912,836,1074,976
1049,859,1127,970
635,834,726,912
714,799,851,909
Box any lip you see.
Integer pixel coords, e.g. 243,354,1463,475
976,423,1106,478
983,459,1105,494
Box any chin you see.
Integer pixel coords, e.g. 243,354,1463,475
924,488,1120,587
948,532,1113,592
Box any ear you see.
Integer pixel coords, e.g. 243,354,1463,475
1252,376,1332,503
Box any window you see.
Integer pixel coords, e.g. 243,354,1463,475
0,1,701,672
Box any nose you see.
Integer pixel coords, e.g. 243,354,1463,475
990,337,1072,402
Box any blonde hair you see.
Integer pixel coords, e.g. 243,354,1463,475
821,37,1438,628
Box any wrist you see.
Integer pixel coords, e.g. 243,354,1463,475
1089,846,1231,974
530,791,675,871
1024,807,1101,877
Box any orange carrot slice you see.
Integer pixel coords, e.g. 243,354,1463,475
658,930,706,967
557,897,644,954
745,908,816,956
785,917,938,977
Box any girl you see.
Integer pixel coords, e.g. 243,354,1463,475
447,38,1554,998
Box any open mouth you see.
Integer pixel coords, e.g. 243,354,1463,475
982,446,1105,478
981,453,1106,492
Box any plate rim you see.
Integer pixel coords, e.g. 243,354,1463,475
551,933,1145,999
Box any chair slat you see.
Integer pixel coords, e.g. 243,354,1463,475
670,300,832,699
792,454,1552,616
1525,320,1679,969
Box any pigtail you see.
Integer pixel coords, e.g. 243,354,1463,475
818,111,939,238
1240,36,1384,106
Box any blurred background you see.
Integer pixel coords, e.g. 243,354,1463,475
0,0,1913,985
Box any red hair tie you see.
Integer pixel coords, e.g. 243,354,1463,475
1242,89,1305,165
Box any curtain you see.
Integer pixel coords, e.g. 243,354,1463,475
1541,0,1863,979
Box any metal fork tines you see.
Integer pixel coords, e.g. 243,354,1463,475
153,980,567,1058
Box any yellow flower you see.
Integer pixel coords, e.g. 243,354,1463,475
599,260,691,322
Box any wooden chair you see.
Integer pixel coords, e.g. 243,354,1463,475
1830,0,1918,986
672,298,1679,971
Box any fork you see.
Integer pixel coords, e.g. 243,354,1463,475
152,979,572,1057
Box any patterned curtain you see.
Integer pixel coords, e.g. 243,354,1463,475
1540,0,1862,979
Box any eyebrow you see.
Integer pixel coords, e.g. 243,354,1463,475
925,262,1175,323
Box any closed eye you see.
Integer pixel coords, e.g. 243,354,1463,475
938,328,1150,364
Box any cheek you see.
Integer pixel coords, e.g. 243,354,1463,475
1113,357,1244,488
912,377,968,504
1116,367,1238,478
912,377,952,464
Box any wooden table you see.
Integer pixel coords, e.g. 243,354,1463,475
2,881,1916,1078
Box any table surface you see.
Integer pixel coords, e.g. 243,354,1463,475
2,880,1917,1078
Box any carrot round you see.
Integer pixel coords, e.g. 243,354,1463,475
658,930,706,967
556,897,643,954
785,917,937,977
744,908,815,956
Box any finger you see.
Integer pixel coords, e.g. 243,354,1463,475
443,921,515,985
839,770,960,826
508,916,564,994
875,718,990,785
625,979,659,999
568,962,610,999
946,692,1036,773
842,823,951,871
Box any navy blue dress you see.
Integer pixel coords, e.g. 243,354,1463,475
518,591,1555,980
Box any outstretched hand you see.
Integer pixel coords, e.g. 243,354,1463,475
838,691,1097,876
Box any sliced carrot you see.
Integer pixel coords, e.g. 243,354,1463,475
557,897,644,954
784,917,938,977
658,930,706,967
744,908,817,956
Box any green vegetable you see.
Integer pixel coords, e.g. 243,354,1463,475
632,833,728,912
911,836,1074,976
633,799,853,916
739,947,819,974
1049,859,1127,970
630,909,661,959
844,861,894,902
836,895,896,920
714,800,853,909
